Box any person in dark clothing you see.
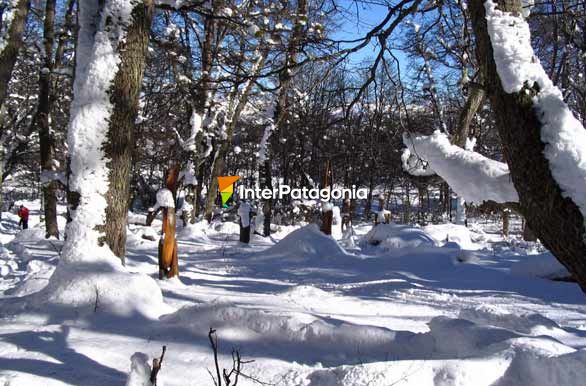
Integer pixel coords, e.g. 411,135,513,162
18,205,29,230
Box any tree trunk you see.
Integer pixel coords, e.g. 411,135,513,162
203,47,267,222
502,209,509,237
320,160,333,235
0,0,29,109
260,0,307,236
470,0,586,292
99,0,154,262
34,0,59,239
523,220,537,242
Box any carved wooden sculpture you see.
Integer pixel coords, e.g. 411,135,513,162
158,166,179,279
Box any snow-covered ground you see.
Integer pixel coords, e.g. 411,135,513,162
1,202,586,385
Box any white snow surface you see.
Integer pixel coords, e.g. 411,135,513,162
1,204,586,385
485,0,586,216
361,223,436,251
404,131,519,204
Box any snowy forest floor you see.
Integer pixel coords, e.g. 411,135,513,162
1,202,586,386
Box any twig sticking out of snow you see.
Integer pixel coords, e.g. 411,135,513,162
149,346,166,386
207,328,270,386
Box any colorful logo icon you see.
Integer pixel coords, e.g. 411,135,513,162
218,176,240,208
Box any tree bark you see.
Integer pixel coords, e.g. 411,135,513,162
203,47,267,222
34,0,59,239
99,0,154,261
190,8,216,223
260,0,307,236
470,0,586,292
0,0,29,109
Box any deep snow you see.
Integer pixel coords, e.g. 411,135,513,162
1,202,586,385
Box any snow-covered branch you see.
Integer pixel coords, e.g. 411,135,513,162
403,131,519,204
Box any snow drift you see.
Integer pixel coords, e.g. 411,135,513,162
263,224,348,260
360,223,436,251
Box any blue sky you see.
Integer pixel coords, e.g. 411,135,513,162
331,0,409,72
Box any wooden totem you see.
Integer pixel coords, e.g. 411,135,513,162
158,165,179,279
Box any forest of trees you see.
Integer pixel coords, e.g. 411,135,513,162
0,0,585,289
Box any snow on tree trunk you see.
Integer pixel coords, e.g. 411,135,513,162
455,196,466,225
470,0,586,292
0,0,29,109
31,0,167,317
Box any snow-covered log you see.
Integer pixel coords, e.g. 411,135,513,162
403,131,519,204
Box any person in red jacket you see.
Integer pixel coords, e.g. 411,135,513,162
18,205,29,230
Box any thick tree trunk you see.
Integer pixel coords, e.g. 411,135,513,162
99,0,154,261
0,0,29,109
34,0,59,239
470,0,586,291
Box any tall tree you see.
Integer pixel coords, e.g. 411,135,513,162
66,0,154,264
469,0,586,291
34,0,59,239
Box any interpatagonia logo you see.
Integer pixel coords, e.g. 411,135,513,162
218,176,240,207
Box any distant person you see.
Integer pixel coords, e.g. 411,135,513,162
17,205,29,230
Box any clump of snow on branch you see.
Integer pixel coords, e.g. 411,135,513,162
485,0,586,214
154,188,175,210
403,131,519,204
401,148,436,176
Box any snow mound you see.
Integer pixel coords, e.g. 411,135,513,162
459,306,564,335
281,285,331,299
127,226,159,248
11,226,46,244
360,223,436,251
423,223,480,250
510,253,570,280
162,302,399,363
264,224,348,259
212,221,240,235
30,255,171,319
178,221,212,242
